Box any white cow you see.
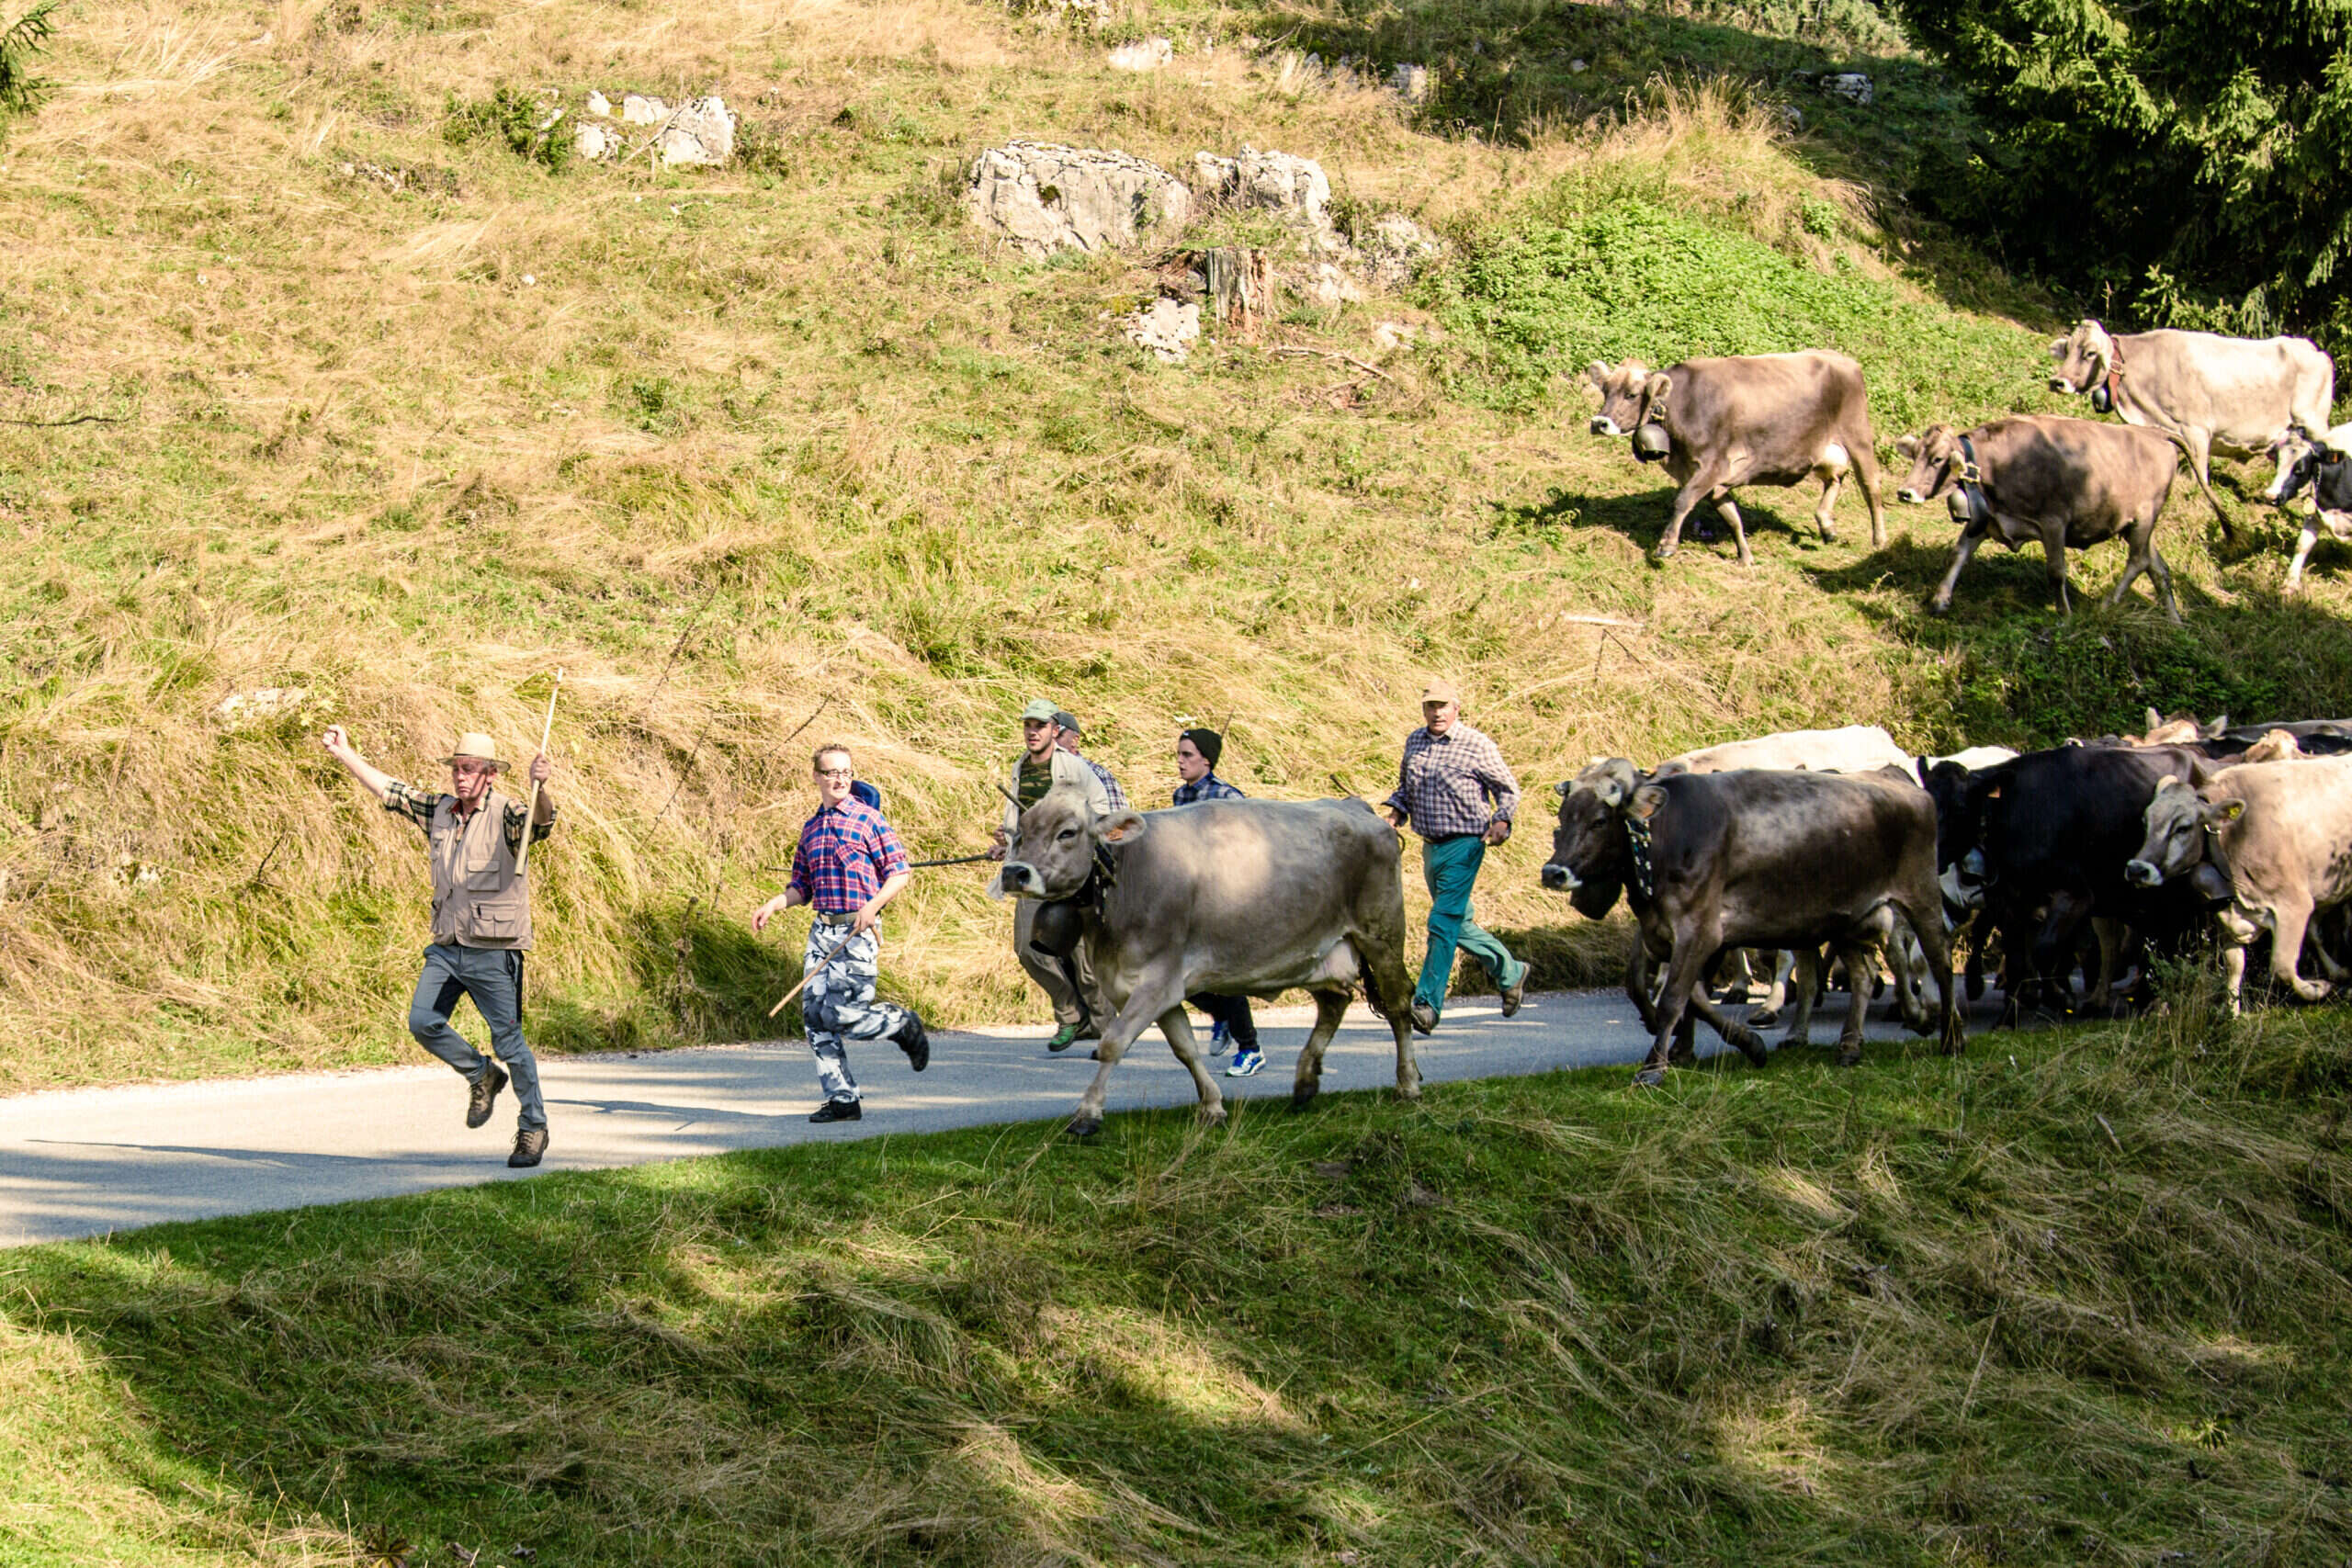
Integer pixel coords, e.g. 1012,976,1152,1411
2049,321,2335,533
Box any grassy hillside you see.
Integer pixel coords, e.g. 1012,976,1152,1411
5,0,2352,1089
2,1005,2347,1564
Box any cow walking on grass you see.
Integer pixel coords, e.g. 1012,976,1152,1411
2048,320,2335,536
1542,759,1959,1086
1894,416,2185,621
1586,351,1888,566
991,784,1420,1137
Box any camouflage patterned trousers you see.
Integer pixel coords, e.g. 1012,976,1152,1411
802,920,911,1105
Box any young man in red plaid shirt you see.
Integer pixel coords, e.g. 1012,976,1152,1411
753,743,930,1122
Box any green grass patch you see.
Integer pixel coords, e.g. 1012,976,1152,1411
4,1005,2349,1564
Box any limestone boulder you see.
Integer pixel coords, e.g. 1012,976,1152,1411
1359,211,1444,289
966,140,1193,258
656,96,735,168
1191,146,1333,245
1107,36,1172,71
1125,298,1201,363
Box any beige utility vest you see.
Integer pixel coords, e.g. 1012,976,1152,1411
426,790,534,950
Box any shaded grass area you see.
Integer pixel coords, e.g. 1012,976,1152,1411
4,1002,2350,1565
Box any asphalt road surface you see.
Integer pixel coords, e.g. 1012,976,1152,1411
0,988,2015,1247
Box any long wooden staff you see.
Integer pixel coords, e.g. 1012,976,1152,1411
513,668,563,885
769,924,860,1019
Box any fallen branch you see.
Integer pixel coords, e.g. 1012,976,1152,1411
1266,345,1396,384
0,412,129,427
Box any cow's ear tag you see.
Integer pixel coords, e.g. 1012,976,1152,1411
1100,811,1148,843
1984,784,2002,799
1629,784,1666,821
2215,800,2245,823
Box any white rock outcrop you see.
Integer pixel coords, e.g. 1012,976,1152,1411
1125,298,1201,362
586,89,612,117
656,96,734,167
1360,211,1444,289
1106,36,1172,71
1389,62,1430,104
575,122,623,162
1824,73,1872,106
966,140,1193,257
213,687,311,731
621,93,667,125
1191,146,1331,236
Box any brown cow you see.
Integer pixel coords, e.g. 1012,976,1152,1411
1894,416,2183,621
2049,321,2335,534
1585,352,1887,566
2125,757,2352,1011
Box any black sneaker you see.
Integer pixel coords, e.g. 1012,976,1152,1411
507,1126,548,1168
1499,969,1527,1018
1409,1000,1439,1035
467,1065,509,1129
809,1099,863,1123
892,1013,931,1073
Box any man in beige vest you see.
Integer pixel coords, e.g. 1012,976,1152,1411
322,724,556,1167
989,698,1113,1051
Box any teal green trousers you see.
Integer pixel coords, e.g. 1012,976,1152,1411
1414,834,1524,1017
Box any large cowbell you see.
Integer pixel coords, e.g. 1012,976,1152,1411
1632,421,1671,462
2090,382,2112,414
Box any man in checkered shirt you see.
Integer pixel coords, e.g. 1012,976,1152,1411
1382,679,1530,1032
753,742,931,1122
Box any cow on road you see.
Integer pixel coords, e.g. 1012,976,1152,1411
991,784,1419,1136
1586,352,1888,566
1541,760,1958,1086
1894,416,2184,620
2126,757,2352,1011
2048,321,2335,534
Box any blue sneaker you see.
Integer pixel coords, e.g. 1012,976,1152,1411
1207,1020,1230,1051
1225,1049,1264,1077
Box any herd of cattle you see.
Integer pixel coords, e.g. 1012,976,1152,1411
994,709,2352,1131
1581,320,2352,606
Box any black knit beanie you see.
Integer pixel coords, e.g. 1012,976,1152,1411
1181,727,1224,772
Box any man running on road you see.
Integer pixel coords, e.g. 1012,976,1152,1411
321,724,556,1168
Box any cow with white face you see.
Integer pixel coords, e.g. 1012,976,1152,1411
1582,351,1888,566
2048,320,2335,536
991,783,1419,1136
2262,423,2352,590
2125,757,2352,1011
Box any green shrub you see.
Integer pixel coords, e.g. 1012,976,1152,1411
0,0,58,121
442,85,571,172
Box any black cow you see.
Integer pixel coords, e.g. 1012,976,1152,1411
1543,760,1958,1085
1919,744,2225,1020
2260,427,2352,591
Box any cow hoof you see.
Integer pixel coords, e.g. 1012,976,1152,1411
1835,1046,1862,1069
1395,1078,1423,1101
1731,1026,1770,1066
1631,1065,1668,1089
1200,1106,1228,1128
1289,1084,1319,1113
1748,1007,1781,1029
1817,523,1838,544
1067,1115,1102,1139
1651,542,1679,561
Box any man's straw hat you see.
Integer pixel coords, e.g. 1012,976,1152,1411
439,732,507,771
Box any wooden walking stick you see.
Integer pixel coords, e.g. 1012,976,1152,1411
768,924,860,1019
513,667,563,885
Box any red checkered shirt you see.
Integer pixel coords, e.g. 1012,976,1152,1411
1385,721,1521,840
787,797,910,915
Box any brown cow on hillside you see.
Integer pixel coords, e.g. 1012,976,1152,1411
1894,415,2184,621
1585,351,1887,566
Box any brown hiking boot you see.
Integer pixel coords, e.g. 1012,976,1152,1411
467,1065,509,1129
507,1126,548,1168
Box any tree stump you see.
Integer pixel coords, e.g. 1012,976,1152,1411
1201,246,1273,333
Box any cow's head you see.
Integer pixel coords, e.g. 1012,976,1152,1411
1541,757,1643,917
1586,360,1658,441
2125,773,2241,888
1893,424,1964,505
2048,319,2116,398
1917,756,2002,882
2240,728,2303,763
989,782,1146,902
2265,424,2343,507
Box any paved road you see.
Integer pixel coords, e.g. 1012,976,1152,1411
0,989,2014,1247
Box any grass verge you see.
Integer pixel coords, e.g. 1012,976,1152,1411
3,998,2348,1564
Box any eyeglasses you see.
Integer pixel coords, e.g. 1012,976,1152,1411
816,767,854,779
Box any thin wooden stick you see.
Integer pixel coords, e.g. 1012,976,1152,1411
1266,345,1396,383
768,925,859,1019
513,669,563,885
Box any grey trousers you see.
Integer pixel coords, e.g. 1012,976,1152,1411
408,942,548,1132
1014,897,1109,1032
803,921,912,1104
